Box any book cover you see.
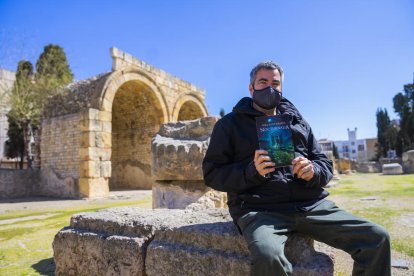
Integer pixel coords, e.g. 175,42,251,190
256,114,295,167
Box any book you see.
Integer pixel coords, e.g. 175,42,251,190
256,114,295,167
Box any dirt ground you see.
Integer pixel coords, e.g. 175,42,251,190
0,190,152,215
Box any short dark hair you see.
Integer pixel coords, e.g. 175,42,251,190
249,61,284,85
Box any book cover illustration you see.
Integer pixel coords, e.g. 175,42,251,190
256,114,295,167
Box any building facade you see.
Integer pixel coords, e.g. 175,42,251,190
318,128,377,162
0,69,15,163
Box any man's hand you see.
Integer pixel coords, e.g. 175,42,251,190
292,156,314,181
254,150,275,177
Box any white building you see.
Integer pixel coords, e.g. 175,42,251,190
318,128,377,162
0,69,15,159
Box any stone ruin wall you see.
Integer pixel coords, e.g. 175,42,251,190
40,114,81,197
38,47,208,198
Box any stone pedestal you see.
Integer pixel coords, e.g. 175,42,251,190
402,150,414,174
53,207,334,276
151,117,227,209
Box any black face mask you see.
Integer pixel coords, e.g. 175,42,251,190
252,86,282,110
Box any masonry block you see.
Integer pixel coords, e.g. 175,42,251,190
80,147,112,161
80,161,101,178
79,177,109,198
99,111,112,122
100,161,112,178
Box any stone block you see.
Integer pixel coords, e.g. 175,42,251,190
80,131,95,148
152,138,208,180
100,161,112,178
102,121,112,133
79,177,109,198
80,119,102,132
80,161,101,178
81,108,100,120
53,208,334,276
402,150,414,174
80,147,111,161
53,228,146,276
382,163,403,175
99,111,112,122
95,132,112,148
152,180,227,209
158,116,218,140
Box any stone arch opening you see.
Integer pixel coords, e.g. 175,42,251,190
177,101,204,121
109,80,164,190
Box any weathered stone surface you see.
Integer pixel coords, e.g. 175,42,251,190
153,181,227,209
402,150,414,174
53,207,334,275
353,161,381,173
151,117,218,181
158,116,218,140
382,163,403,175
53,228,147,276
0,169,40,199
39,168,78,198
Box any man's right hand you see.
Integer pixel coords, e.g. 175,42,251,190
254,150,276,177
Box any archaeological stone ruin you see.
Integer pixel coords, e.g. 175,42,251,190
35,47,208,198
53,116,335,275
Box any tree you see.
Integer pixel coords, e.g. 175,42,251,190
376,108,391,158
7,60,38,166
35,44,73,89
4,114,25,169
332,143,339,159
219,108,225,118
393,83,414,152
6,44,74,167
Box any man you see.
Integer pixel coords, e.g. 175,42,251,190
202,61,390,276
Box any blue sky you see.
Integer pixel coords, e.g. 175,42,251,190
1,0,413,140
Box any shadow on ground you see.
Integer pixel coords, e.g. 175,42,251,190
32,257,55,276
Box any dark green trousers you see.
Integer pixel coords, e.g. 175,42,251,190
237,200,391,276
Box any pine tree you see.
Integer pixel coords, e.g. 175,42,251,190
332,143,339,159
35,44,73,90
393,83,414,152
376,108,391,158
6,44,74,167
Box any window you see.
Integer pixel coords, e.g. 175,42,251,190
351,142,355,146
358,145,364,151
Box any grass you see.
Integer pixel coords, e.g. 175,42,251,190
329,173,414,257
0,174,413,275
0,196,152,276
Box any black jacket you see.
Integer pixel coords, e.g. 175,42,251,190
202,97,333,221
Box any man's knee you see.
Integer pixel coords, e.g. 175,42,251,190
370,223,391,248
251,241,284,265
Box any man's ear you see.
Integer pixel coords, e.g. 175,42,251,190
249,84,254,97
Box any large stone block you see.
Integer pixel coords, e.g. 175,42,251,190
382,163,403,175
79,177,109,198
158,116,218,140
152,117,218,180
402,150,414,174
152,180,227,209
53,208,334,276
79,147,111,161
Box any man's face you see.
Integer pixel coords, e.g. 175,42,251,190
249,69,282,97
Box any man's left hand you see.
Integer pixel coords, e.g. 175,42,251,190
292,156,314,181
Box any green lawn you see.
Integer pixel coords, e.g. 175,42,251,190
328,173,414,257
0,196,152,276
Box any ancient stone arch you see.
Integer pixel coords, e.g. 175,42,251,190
39,48,208,198
172,93,207,121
